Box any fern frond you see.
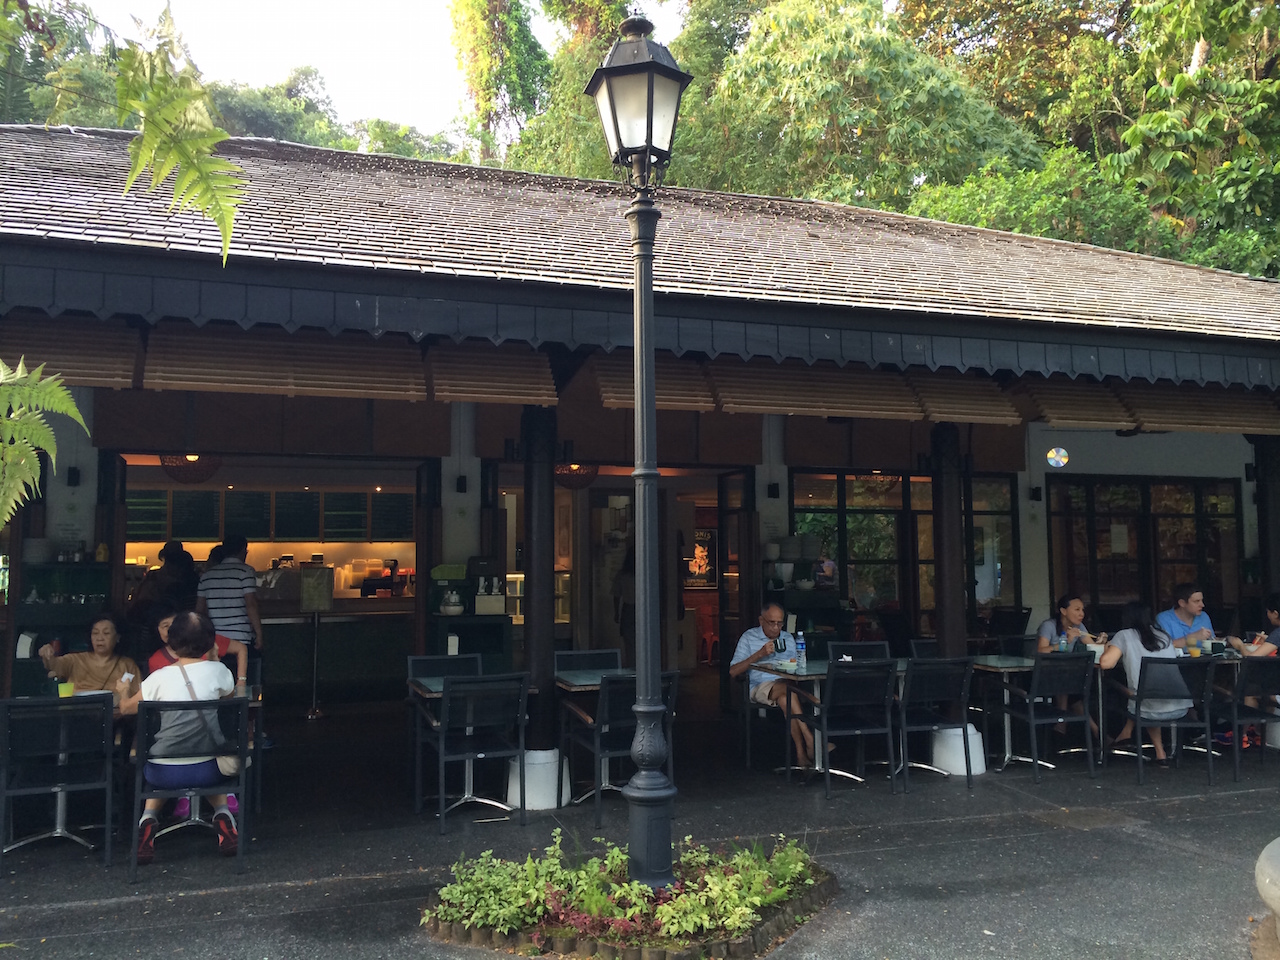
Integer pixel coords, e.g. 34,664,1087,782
0,356,88,526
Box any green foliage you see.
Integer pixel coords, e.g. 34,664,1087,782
678,0,1040,206
113,8,245,263
1,1,118,125
357,118,460,160
208,67,356,149
450,0,548,155
422,830,816,944
0,358,86,528
541,0,628,40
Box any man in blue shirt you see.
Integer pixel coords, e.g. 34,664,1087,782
729,602,817,766
1155,582,1214,647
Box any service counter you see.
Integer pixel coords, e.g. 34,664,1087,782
259,597,414,705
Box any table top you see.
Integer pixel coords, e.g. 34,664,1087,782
409,677,537,699
555,668,632,692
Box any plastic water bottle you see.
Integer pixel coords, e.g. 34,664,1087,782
796,632,807,671
1058,633,1069,653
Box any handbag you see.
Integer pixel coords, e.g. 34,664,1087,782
177,663,244,777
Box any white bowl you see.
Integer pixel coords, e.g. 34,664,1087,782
795,579,815,591
439,604,465,616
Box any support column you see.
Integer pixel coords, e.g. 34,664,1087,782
1253,436,1280,594
522,404,557,750
931,422,967,659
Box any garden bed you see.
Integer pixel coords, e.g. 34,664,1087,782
421,832,839,959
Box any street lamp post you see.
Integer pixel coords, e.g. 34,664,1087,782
585,13,692,889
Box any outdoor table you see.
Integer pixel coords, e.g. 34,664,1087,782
3,690,114,856
971,655,1038,771
553,669,637,802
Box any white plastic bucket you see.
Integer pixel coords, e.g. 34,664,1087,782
932,723,986,777
507,748,572,810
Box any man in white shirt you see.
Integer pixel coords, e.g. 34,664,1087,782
729,603,817,766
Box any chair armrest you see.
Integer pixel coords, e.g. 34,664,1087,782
998,680,1029,699
561,700,596,727
793,687,821,707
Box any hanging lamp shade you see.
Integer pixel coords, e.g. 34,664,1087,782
554,463,599,490
159,454,222,484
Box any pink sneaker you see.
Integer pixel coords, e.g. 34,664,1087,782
173,797,191,819
226,794,239,815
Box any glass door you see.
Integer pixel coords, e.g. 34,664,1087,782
718,468,756,711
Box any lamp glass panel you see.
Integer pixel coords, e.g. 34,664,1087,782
650,73,682,152
609,71,653,151
594,83,620,158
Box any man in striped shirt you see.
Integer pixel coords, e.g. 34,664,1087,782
197,534,262,658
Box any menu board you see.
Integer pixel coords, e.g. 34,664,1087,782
224,490,271,541
170,490,221,541
323,492,368,541
370,492,414,541
274,491,321,540
126,490,169,540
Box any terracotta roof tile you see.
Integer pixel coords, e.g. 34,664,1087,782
1,125,1278,344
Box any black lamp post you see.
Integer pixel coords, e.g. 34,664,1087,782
585,13,692,889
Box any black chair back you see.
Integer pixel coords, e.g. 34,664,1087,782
989,607,1032,636
9,659,57,698
438,673,529,735
1028,653,1094,701
825,659,897,713
554,650,623,673
137,697,251,767
1134,657,1197,704
408,654,482,680
876,610,913,657
902,657,973,707
1233,657,1280,704
596,673,640,732
909,639,939,659
828,641,890,661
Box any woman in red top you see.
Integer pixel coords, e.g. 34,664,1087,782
147,609,249,688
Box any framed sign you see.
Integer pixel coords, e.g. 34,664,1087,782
684,528,717,589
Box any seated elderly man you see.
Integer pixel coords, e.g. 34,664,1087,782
729,602,817,766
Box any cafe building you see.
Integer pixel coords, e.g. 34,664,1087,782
2,125,1280,725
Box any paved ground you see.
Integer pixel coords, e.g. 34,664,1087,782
1,686,1274,959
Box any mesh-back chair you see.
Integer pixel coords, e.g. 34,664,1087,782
997,653,1096,783
1,694,115,869
876,611,913,659
9,659,57,698
1119,656,1213,785
131,698,251,881
408,654,482,814
828,641,891,661
896,657,975,791
560,672,638,826
423,673,529,834
1212,657,1280,782
798,659,897,798
989,607,1033,637
909,639,939,659
660,670,679,786
554,650,623,673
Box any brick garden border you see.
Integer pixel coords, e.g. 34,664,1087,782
421,866,839,959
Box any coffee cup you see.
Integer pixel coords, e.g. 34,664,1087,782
58,681,74,698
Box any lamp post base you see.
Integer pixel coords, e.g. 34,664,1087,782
622,769,677,888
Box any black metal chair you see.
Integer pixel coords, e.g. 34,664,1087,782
895,657,975,791
131,697,251,881
1114,656,1214,785
560,672,638,826
828,641,891,661
554,650,623,673
795,659,897,798
1212,657,1280,782
1,694,115,869
909,639,938,659
9,659,56,698
997,653,1096,783
988,607,1032,637
409,654,483,814
660,670,680,787
421,673,529,835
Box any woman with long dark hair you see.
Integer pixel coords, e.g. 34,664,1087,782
1099,601,1191,765
1035,593,1100,653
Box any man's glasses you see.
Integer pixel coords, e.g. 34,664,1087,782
761,619,784,626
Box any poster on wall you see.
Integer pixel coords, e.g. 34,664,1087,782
685,528,717,589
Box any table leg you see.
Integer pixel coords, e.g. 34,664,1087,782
994,672,1051,771
3,789,98,854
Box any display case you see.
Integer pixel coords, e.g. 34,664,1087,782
13,562,112,652
505,572,571,624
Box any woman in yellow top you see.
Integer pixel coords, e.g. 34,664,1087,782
38,613,140,702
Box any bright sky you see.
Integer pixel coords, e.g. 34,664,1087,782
84,1,686,137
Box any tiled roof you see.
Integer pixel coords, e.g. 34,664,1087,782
1,125,1278,344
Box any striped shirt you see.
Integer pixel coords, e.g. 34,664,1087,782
197,559,257,642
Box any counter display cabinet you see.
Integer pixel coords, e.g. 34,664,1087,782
14,562,112,651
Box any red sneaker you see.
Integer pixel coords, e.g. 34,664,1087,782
214,812,238,856
136,818,157,865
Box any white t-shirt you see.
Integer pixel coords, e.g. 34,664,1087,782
140,660,235,764
1108,627,1191,721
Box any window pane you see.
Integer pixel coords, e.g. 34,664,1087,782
910,477,932,510
1203,517,1240,605
1156,563,1198,606
1096,562,1142,604
794,473,838,508
1050,482,1086,512
1095,483,1140,513
1050,514,1090,602
846,475,903,509
916,514,934,561
793,512,838,559
1202,482,1236,515
1151,484,1194,514
850,562,898,609
1156,517,1197,561
973,515,1017,606
847,513,898,560
1095,516,1137,560
970,479,1011,512
917,563,935,611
